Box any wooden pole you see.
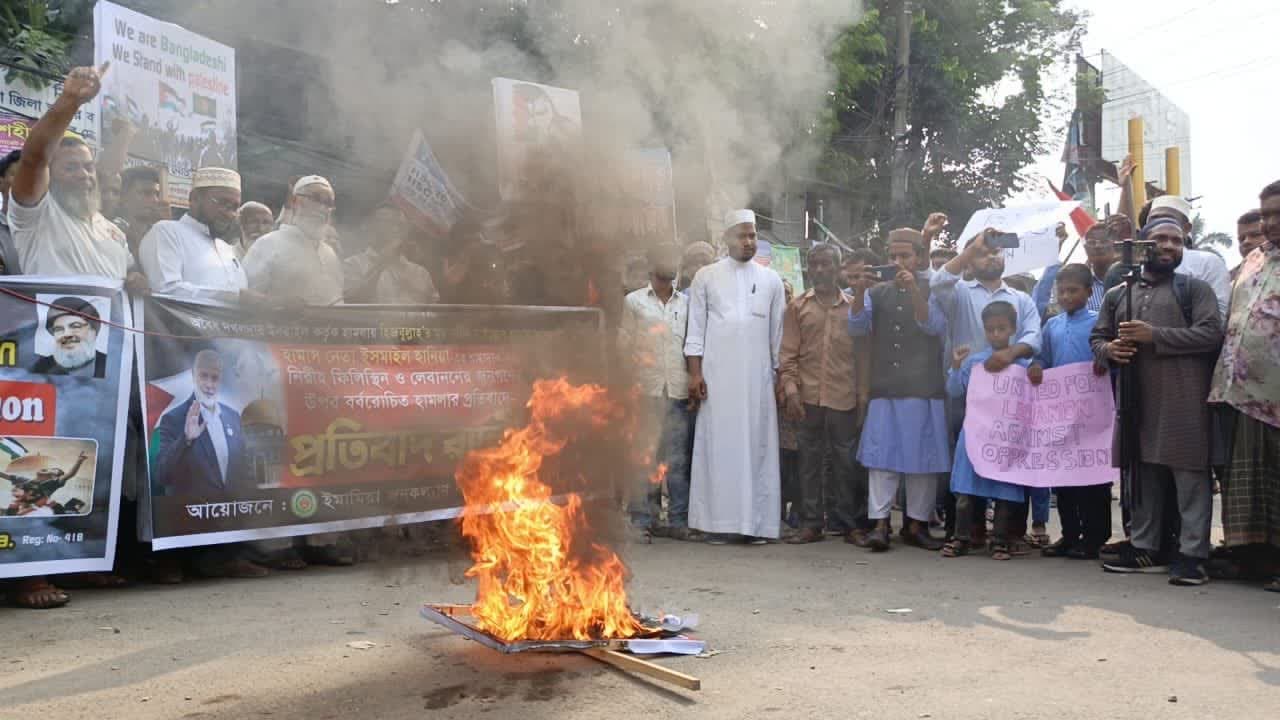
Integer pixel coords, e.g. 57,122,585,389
1165,147,1181,196
1127,118,1146,218
580,648,702,691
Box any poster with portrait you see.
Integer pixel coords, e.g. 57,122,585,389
0,277,132,578
93,0,238,207
492,77,582,201
140,296,604,550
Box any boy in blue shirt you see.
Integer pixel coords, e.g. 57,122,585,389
1029,263,1113,559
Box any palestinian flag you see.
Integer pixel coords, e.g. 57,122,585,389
0,436,28,461
158,82,187,116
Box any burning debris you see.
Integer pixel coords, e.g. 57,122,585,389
425,377,702,690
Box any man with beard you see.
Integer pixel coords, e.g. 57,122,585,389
112,166,168,257
31,298,108,378
235,201,274,257
242,175,343,305
343,204,438,304
618,243,694,541
1142,195,1232,320
779,243,871,545
1210,181,1280,592
8,64,134,280
139,167,247,301
1093,217,1223,585
684,210,786,544
153,349,248,498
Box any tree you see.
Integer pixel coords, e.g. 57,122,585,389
819,0,1085,250
0,1,93,87
1200,231,1233,251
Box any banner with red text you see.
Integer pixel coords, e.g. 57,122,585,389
963,361,1118,487
140,297,603,549
0,277,131,578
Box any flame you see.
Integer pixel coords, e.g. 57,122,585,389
650,463,668,486
456,378,641,642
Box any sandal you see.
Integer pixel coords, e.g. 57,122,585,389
11,577,70,609
990,542,1012,561
1025,532,1051,549
941,539,970,558
58,572,130,589
1008,539,1033,556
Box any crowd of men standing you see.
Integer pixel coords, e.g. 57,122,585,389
2,63,1277,610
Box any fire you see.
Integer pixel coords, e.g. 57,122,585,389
456,377,642,642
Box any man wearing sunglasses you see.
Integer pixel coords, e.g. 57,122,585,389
242,175,344,306
139,167,247,301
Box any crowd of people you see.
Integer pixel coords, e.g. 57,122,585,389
1,64,1277,611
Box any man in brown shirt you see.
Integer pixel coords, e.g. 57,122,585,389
780,244,870,544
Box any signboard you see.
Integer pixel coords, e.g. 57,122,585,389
963,362,1118,488
389,129,464,238
492,78,582,201
140,297,603,549
1099,51,1192,197
94,0,237,207
0,277,131,578
754,241,805,293
956,201,1079,277
0,74,101,148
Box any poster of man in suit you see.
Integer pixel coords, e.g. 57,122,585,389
152,349,246,496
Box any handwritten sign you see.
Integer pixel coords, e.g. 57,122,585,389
963,361,1118,487
955,201,1080,277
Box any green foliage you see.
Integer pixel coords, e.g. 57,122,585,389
0,0,93,88
819,0,1085,246
1200,231,1233,250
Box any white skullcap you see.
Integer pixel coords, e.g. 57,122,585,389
191,167,241,191
292,175,334,195
723,209,756,233
1150,194,1192,220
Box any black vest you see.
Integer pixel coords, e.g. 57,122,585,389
868,279,945,399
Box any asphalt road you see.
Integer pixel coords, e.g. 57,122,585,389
3,522,1279,720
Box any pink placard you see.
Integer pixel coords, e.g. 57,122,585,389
963,361,1118,487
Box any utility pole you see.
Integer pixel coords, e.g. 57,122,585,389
888,0,912,226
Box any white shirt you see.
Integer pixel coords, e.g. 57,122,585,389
242,224,344,305
199,401,230,485
1176,248,1230,320
7,192,130,279
139,214,247,300
618,283,689,399
342,249,439,304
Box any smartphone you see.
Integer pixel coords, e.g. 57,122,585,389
869,265,899,282
989,232,1020,249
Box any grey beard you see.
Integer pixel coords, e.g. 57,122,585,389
198,394,219,410
53,341,96,370
51,184,101,220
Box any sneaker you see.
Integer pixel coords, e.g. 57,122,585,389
1169,557,1209,586
746,536,771,545
1099,539,1131,561
1102,545,1167,574
704,534,730,545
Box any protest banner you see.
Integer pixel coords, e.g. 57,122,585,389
0,278,131,578
955,201,1081,277
963,361,1119,488
0,74,101,149
492,77,582,201
139,297,604,550
390,129,464,238
94,0,237,207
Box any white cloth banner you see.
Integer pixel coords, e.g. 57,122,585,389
94,0,237,207
956,201,1081,277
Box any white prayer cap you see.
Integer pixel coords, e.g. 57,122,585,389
1150,194,1192,220
292,175,334,195
723,209,756,233
191,167,241,191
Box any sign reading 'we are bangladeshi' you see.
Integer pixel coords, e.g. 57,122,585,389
963,362,1118,488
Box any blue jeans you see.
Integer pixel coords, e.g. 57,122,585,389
629,397,693,529
1030,487,1051,526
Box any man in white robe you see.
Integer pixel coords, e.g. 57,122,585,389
684,209,786,543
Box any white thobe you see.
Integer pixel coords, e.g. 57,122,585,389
139,214,247,300
683,257,785,538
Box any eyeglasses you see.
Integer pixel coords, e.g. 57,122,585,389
296,194,336,210
206,196,241,212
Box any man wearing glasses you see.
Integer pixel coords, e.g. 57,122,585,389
32,297,108,378
242,175,344,306
1032,222,1119,320
139,167,248,301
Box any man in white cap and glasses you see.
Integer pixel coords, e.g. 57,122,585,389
684,209,786,544
139,167,248,301
242,175,343,306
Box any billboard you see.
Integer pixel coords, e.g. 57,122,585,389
1099,51,1192,196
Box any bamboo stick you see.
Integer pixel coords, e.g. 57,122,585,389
580,648,701,691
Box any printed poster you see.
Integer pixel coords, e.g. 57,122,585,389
955,201,1080,277
140,297,604,550
963,362,1119,488
492,77,582,201
753,242,805,293
0,73,101,147
389,129,464,238
0,277,131,578
94,0,237,207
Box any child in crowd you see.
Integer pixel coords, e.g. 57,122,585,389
943,301,1029,560
1029,263,1113,559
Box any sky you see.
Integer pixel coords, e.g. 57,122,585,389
1022,0,1278,264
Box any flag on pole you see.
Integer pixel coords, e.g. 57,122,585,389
0,437,29,462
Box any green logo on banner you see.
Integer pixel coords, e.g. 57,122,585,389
290,490,318,519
